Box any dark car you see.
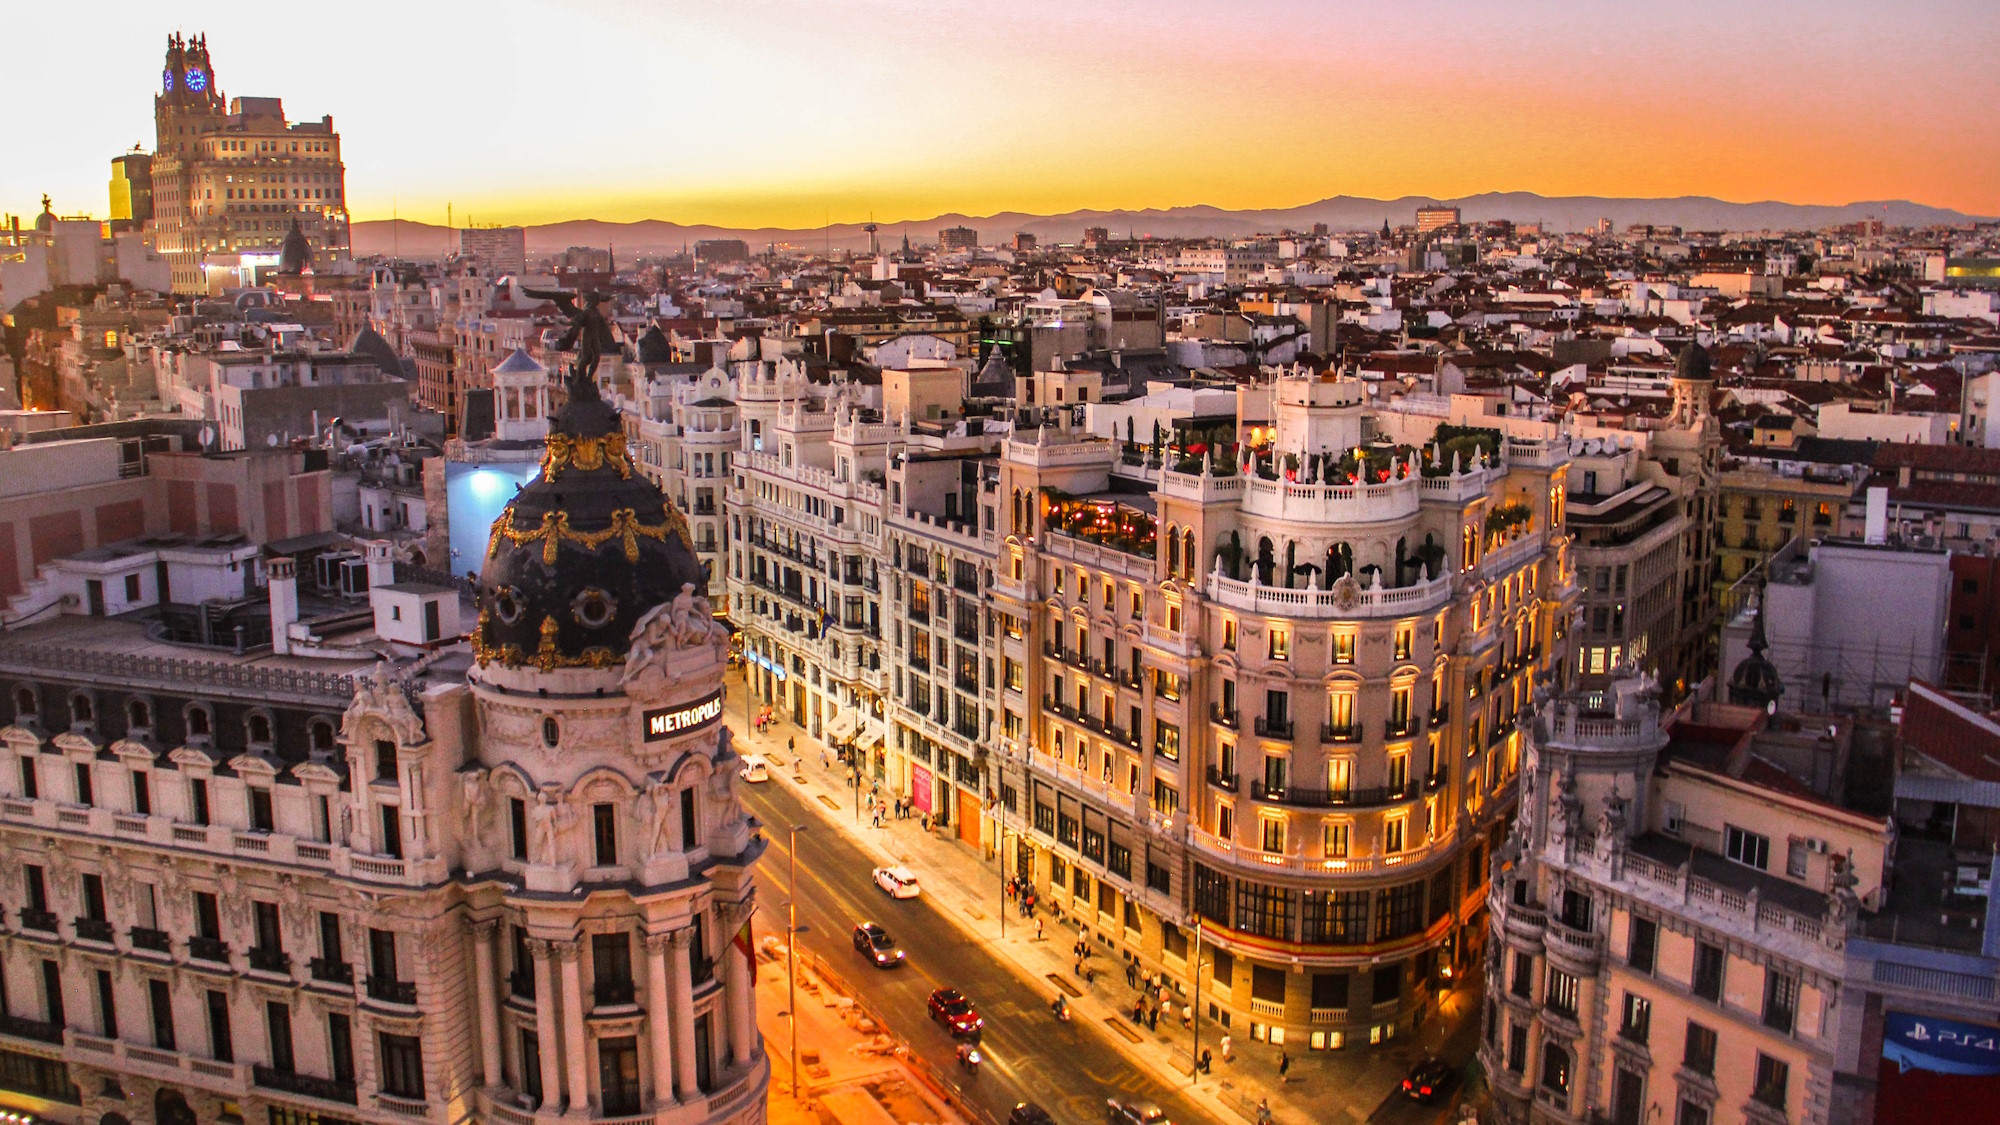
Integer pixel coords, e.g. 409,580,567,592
1106,1098,1170,1125
851,922,905,968
1402,1055,1455,1102
1010,1104,1055,1125
927,987,984,1037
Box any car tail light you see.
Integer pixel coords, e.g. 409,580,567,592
1403,1080,1413,1090
1420,1086,1432,1096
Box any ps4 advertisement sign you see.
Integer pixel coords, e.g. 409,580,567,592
642,690,725,742
1884,1011,2000,1076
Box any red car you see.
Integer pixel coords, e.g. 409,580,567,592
927,988,984,1038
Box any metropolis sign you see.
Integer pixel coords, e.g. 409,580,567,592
642,690,725,742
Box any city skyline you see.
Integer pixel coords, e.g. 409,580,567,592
5,0,1998,231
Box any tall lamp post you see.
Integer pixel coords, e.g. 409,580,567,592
997,820,1010,941
786,823,808,1099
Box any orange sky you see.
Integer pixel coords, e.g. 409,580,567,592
8,1,1998,228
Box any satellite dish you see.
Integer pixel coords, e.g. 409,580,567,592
265,433,279,447
199,425,216,449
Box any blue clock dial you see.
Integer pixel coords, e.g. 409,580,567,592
162,68,174,92
185,67,207,92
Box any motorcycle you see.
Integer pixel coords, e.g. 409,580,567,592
1051,997,1071,1022
956,1043,983,1072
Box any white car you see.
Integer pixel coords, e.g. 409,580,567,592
738,755,770,783
872,865,921,899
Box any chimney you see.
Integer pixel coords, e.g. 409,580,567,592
268,556,299,655
1864,486,1888,545
364,539,397,590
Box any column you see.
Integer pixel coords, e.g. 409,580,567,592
557,941,590,1117
722,907,756,1067
667,929,699,1101
643,933,677,1106
466,918,503,1089
528,938,564,1112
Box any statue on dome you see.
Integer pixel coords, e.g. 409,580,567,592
524,287,617,396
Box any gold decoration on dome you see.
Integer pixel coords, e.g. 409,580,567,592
487,505,678,566
535,615,563,671
659,500,695,552
542,431,632,481
470,610,621,672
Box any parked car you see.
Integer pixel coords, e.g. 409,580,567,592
872,865,920,899
927,988,984,1037
738,755,770,783
851,922,905,968
1009,1103,1055,1125
1401,1055,1455,1102
1106,1098,1170,1125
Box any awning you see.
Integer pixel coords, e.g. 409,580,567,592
858,722,886,750
825,712,859,742
1897,774,2000,810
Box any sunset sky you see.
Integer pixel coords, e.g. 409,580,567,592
7,0,1997,229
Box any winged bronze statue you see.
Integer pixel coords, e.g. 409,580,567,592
523,287,617,396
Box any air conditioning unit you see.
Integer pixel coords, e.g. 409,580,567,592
1806,838,1828,854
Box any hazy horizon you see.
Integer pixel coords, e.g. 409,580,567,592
6,1,1997,228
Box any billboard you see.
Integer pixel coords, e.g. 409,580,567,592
1877,1010,2000,1125
443,460,541,584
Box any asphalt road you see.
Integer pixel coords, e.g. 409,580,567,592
744,779,1210,1125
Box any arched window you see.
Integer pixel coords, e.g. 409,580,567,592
186,704,213,738
128,700,152,730
1165,526,1181,578
248,713,273,744
13,687,35,717
1182,530,1197,581
309,719,336,754
1541,1043,1571,1095
71,694,95,725
542,717,560,748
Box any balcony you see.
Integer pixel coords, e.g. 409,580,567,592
309,957,354,985
253,1065,359,1106
1385,718,1416,740
131,926,172,953
1251,780,1417,809
0,1013,65,1045
1320,722,1361,743
250,946,293,975
366,976,418,1005
18,907,57,934
1205,766,1239,793
593,979,637,1007
189,935,231,963
74,916,114,943
1210,705,1239,730
1253,716,1294,739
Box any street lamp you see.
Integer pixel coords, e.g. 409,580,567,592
786,823,808,1099
997,820,1010,941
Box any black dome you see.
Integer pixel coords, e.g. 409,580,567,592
1727,585,1783,709
278,219,312,275
474,380,704,671
637,324,673,365
1674,341,1713,383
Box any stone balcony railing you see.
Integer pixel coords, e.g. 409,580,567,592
1205,567,1452,620
0,798,436,886
0,643,359,706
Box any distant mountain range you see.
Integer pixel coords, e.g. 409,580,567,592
350,192,1989,260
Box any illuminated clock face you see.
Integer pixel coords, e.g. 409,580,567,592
162,67,174,92
184,67,207,92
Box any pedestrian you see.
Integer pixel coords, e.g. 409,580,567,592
1198,1048,1211,1074
1220,1034,1233,1062
872,808,882,829
1132,1000,1145,1023
1278,1050,1290,1079
1147,1007,1158,1031
821,749,830,769
787,736,796,753
1126,963,1139,989
1181,1006,1193,1030
1035,918,1044,941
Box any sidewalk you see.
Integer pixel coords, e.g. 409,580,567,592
755,930,965,1125
732,672,1470,1125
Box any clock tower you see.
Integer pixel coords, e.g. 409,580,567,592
154,33,224,160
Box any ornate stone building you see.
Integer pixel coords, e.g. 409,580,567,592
992,370,1578,1050
0,365,766,1125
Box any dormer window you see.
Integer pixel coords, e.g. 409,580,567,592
12,687,34,719
186,704,213,740
128,700,152,731
309,720,336,756
70,694,95,726
247,713,273,745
